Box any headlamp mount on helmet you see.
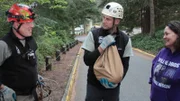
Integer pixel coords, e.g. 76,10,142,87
6,3,36,23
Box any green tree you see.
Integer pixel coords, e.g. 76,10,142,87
65,0,99,34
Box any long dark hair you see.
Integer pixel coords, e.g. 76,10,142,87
167,20,180,51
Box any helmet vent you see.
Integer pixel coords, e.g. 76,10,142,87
101,2,124,19
106,5,110,9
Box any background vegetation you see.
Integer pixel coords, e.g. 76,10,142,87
97,0,180,55
131,30,164,55
0,0,180,68
0,0,99,69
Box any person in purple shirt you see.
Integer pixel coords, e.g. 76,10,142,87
149,20,180,101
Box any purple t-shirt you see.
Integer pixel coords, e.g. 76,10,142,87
150,48,180,101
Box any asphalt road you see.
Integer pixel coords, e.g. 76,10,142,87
120,50,152,101
71,35,153,101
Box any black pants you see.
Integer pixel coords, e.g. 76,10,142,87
85,84,120,101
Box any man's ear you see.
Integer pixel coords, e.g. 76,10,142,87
115,19,120,25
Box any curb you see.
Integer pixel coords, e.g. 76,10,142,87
61,47,155,101
133,47,155,58
61,47,82,101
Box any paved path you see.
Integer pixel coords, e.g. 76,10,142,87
70,49,153,101
62,35,155,101
71,49,88,101
120,50,152,101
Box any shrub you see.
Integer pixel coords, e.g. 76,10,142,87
131,29,164,55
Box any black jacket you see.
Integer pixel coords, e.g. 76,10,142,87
0,30,38,92
83,27,130,89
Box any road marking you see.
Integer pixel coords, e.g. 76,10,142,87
65,48,82,101
133,48,155,58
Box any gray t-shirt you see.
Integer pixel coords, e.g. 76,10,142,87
0,40,26,66
81,31,134,57
0,40,12,66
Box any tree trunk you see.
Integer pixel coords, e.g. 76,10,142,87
149,0,155,37
72,22,75,35
141,7,150,34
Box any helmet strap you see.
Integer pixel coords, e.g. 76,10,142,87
17,23,22,31
109,18,116,34
13,23,26,38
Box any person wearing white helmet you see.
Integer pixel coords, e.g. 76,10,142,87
82,2,133,101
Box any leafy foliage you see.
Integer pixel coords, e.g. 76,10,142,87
65,0,99,34
1,0,179,69
131,30,164,55
0,0,78,69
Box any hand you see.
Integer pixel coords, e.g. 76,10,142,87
99,78,118,89
38,74,44,81
0,85,16,101
149,77,152,84
100,35,115,50
37,74,45,85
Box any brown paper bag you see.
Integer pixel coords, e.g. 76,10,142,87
94,45,124,84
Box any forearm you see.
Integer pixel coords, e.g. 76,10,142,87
83,49,101,66
122,57,130,79
0,82,4,90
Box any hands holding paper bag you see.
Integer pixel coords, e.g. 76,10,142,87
100,35,115,50
99,78,118,89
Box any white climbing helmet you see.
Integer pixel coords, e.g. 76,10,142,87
101,2,124,19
